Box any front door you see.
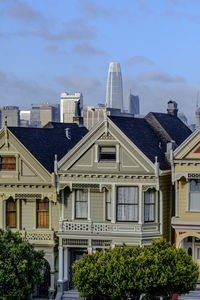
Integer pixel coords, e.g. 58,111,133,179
69,249,87,289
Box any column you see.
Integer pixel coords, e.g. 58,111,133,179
175,180,178,217
17,199,20,230
88,188,91,222
138,185,142,224
58,245,64,282
61,189,65,220
72,191,75,220
159,190,163,235
111,184,116,224
94,144,98,163
64,247,69,281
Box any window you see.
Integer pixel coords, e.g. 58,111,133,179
144,190,155,222
37,198,49,228
189,179,200,211
0,156,16,171
117,187,138,221
75,189,88,219
99,146,116,161
6,197,16,228
105,189,111,221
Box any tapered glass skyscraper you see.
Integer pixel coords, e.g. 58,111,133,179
106,62,123,111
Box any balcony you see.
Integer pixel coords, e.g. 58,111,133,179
59,220,160,236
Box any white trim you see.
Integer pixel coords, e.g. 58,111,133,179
172,220,200,225
88,188,91,222
111,184,116,224
72,191,75,220
174,127,199,157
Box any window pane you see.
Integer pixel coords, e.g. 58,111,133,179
117,187,138,221
37,199,49,227
190,193,200,210
75,190,88,219
106,190,111,220
118,187,138,204
144,190,155,222
190,179,200,191
117,204,138,221
76,201,88,218
6,198,16,228
0,156,16,171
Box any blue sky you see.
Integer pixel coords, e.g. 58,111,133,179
0,0,200,123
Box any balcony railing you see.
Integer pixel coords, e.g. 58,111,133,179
20,230,55,245
59,220,160,235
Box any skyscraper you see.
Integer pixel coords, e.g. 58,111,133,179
0,106,20,128
128,94,140,115
106,62,123,111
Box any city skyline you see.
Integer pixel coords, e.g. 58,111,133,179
0,0,200,123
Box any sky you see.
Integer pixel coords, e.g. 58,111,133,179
0,0,200,124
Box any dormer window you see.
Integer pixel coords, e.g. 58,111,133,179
99,146,116,161
0,156,16,171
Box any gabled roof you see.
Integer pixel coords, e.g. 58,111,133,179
109,113,192,170
145,112,192,145
8,123,88,173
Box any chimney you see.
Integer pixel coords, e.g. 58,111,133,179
167,101,178,117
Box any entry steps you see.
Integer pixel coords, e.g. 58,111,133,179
62,289,84,300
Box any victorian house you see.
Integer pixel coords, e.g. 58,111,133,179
55,105,191,297
171,127,200,267
0,122,87,298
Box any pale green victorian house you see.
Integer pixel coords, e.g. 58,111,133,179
56,108,191,297
0,122,88,298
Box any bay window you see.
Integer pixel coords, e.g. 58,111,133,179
117,187,138,221
75,189,88,219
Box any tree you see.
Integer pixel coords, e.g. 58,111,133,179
0,229,45,300
72,239,199,300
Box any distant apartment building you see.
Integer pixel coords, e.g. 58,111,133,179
83,104,135,130
82,105,106,130
30,103,60,127
0,106,20,128
128,94,140,115
20,110,30,127
60,92,83,123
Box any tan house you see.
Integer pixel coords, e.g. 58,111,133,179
171,127,200,266
0,122,88,298
56,107,191,297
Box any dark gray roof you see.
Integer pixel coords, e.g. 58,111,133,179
145,112,192,145
8,123,88,173
109,113,192,170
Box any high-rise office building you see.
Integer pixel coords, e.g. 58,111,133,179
0,106,20,128
60,92,83,123
30,103,60,127
106,62,123,111
20,110,30,127
128,94,140,115
196,104,200,128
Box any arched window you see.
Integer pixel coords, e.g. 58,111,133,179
37,198,49,228
6,197,16,228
